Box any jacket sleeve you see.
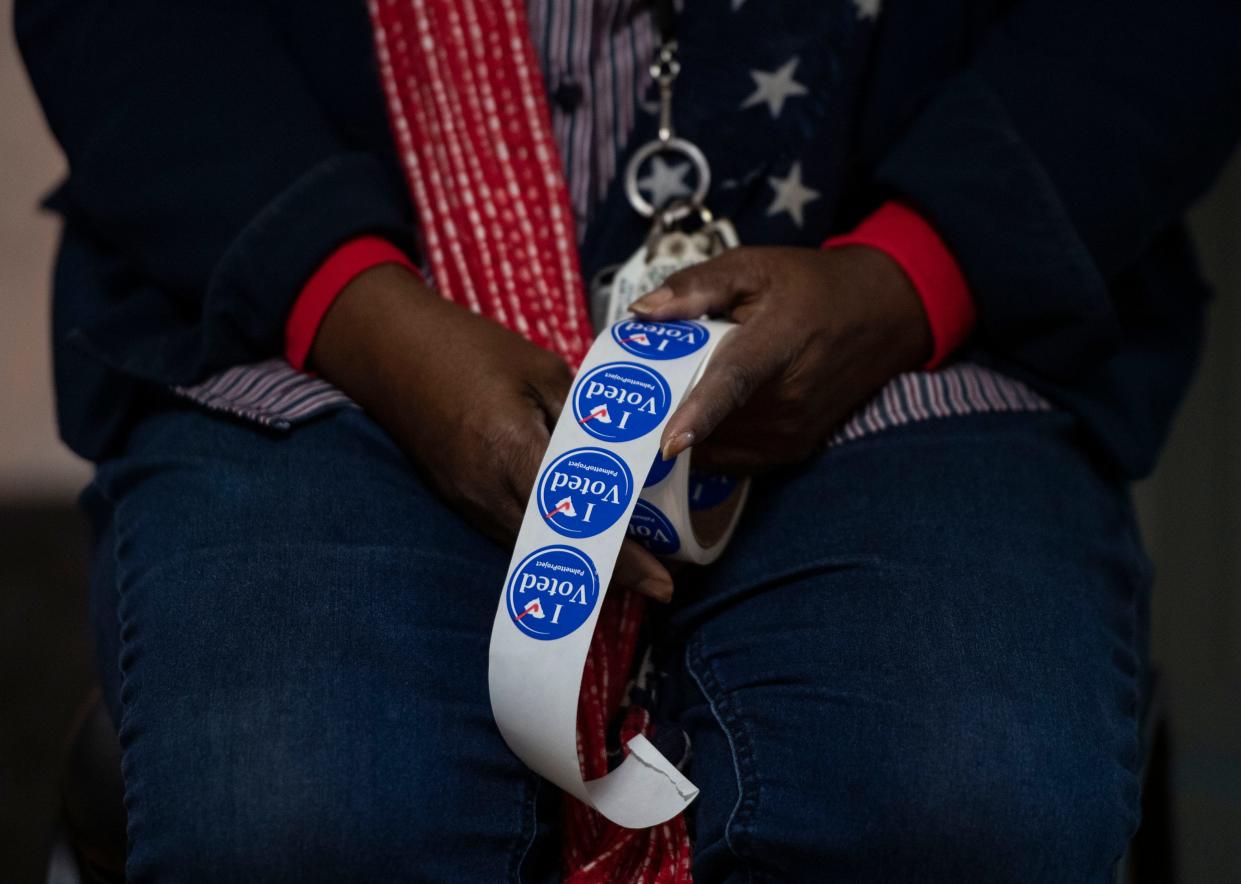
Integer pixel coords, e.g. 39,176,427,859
873,0,1241,380
15,0,414,385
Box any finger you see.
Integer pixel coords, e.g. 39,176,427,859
629,248,764,321
659,324,791,460
612,539,674,603
539,379,572,427
495,416,553,536
538,359,574,422
688,440,779,475
693,396,806,468
520,358,573,435
488,494,529,545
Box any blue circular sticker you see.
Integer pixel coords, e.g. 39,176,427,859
627,500,681,556
689,472,739,511
572,362,672,443
536,447,634,538
611,319,708,360
643,451,677,488
507,546,600,641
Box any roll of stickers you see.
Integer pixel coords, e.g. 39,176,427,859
488,317,748,829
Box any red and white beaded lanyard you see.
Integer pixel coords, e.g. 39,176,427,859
367,0,692,879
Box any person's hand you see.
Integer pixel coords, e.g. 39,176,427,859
310,264,674,601
629,245,933,473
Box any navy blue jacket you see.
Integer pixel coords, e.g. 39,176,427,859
15,0,1241,477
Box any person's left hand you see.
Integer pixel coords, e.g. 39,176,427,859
628,245,933,473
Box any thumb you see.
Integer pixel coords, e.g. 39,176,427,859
659,322,789,460
612,538,674,602
629,248,763,321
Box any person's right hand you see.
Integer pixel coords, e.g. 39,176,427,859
309,263,674,602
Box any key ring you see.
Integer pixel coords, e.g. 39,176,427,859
624,137,711,221
624,39,711,222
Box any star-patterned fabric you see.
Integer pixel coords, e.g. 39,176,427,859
766,161,820,228
742,57,809,118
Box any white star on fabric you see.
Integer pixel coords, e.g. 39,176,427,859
852,0,882,19
741,57,809,119
766,161,820,228
636,156,693,211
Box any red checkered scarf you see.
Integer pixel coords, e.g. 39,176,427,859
366,1,693,879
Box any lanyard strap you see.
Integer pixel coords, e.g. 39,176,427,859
653,0,676,46
623,0,714,223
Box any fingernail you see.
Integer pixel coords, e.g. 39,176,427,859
661,429,695,461
629,286,673,315
636,576,674,603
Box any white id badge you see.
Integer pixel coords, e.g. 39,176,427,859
603,217,739,327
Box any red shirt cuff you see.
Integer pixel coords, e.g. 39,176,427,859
823,201,975,368
284,236,418,370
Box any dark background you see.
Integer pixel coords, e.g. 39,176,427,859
2,5,1239,881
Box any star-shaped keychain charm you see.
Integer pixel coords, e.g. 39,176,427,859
766,161,820,228
742,57,808,119
636,155,694,212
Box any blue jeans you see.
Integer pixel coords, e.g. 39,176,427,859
85,404,1148,882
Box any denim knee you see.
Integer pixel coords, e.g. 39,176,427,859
824,743,1140,882
703,723,1141,883
122,704,543,883
684,633,1141,884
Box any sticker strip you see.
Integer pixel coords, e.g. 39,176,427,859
488,318,746,828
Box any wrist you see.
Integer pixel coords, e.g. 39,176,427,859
824,202,974,368
286,237,418,371
834,244,934,372
310,263,442,413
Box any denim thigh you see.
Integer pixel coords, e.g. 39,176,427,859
86,406,559,884
673,411,1148,884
